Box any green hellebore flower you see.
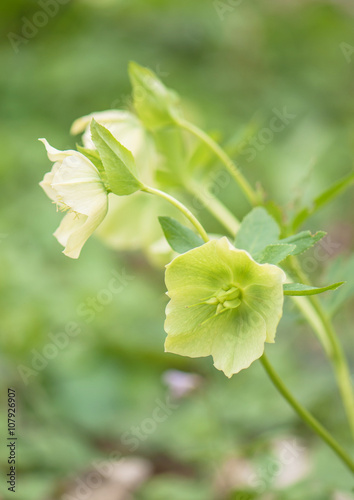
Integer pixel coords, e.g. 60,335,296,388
164,237,286,377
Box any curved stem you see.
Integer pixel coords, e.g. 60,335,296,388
176,118,261,206
260,353,354,474
185,180,240,236
314,302,354,437
288,257,354,437
142,185,210,243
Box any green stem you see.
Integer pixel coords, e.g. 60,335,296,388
186,180,240,236
260,353,354,474
142,185,210,243
176,118,261,206
288,257,354,437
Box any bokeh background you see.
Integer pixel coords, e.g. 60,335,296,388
0,0,354,498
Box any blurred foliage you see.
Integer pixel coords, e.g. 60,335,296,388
0,0,353,498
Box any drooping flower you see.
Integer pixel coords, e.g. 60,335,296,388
39,139,108,259
70,110,187,260
164,237,286,377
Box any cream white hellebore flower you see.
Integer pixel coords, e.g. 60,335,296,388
71,109,173,256
39,139,108,259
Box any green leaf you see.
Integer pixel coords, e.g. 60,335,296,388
278,230,326,255
158,216,204,254
234,207,280,256
128,61,180,131
292,171,354,230
255,243,296,264
90,120,143,196
283,282,344,296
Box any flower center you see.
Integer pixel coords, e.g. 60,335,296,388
205,284,242,315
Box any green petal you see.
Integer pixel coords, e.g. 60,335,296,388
215,239,286,290
165,238,234,299
165,304,267,377
243,282,284,342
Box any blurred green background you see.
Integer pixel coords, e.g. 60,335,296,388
0,0,354,499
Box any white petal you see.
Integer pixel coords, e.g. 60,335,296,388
70,110,136,135
54,212,87,247
80,111,144,155
39,162,61,202
39,138,80,162
52,155,106,215
108,121,145,154
63,199,108,259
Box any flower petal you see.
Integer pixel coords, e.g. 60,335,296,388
243,282,284,343
212,237,286,289
54,212,87,247
59,199,108,259
39,162,61,203
71,110,146,155
39,138,81,163
165,238,234,299
52,155,106,216
165,304,267,377
70,110,136,135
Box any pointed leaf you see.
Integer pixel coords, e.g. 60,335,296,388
255,244,296,264
278,231,326,255
234,207,280,256
283,282,344,296
158,216,204,254
91,120,143,196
